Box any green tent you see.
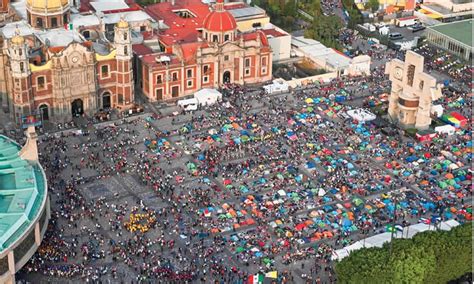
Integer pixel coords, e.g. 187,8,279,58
236,247,245,253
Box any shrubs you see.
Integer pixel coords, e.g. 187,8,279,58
335,223,472,284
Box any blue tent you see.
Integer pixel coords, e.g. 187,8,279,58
306,162,316,169
342,218,352,227
405,156,417,162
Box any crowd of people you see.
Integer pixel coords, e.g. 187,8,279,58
15,47,471,283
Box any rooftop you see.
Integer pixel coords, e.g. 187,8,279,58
0,135,47,253
428,19,473,47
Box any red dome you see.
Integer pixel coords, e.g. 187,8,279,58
203,9,237,32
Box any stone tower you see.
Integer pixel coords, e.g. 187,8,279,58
114,17,134,108
8,31,33,122
385,51,443,130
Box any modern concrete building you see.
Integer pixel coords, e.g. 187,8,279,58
0,127,50,284
425,19,473,61
385,51,443,130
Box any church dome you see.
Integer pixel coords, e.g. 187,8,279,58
11,34,24,45
116,18,129,28
203,0,236,32
26,0,69,12
11,29,25,45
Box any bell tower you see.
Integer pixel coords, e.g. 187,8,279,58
9,30,33,122
114,17,134,108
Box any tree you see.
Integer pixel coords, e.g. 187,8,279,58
367,0,379,12
305,15,343,50
335,223,473,284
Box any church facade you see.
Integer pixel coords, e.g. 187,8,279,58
137,0,273,102
0,0,134,122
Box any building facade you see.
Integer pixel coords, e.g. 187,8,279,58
425,20,473,61
0,0,134,123
137,0,272,102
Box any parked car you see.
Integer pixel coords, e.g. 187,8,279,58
412,24,426,32
389,33,403,40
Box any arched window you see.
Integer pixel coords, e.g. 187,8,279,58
224,34,229,41
20,62,24,72
124,46,128,56
123,32,128,41
213,35,218,42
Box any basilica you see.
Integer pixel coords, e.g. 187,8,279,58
0,0,273,122
136,0,273,101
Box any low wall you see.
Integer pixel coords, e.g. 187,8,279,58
284,72,338,88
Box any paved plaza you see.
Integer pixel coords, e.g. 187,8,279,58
7,50,471,284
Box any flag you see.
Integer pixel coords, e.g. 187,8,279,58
65,23,73,30
248,273,264,284
265,271,277,279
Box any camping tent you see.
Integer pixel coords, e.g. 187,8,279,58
194,88,222,106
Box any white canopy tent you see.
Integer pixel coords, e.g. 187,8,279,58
194,89,222,106
332,220,461,261
347,109,376,122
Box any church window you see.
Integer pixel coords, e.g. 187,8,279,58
20,62,24,72
203,65,209,74
245,69,250,76
118,94,124,104
36,18,43,28
213,35,218,42
187,80,193,87
261,57,267,66
51,17,58,28
203,76,209,83
101,65,109,78
37,76,45,89
186,69,192,78
224,34,229,41
406,64,415,87
124,46,128,56
224,55,229,61
156,74,162,84
172,72,178,81
245,58,250,67
63,14,68,24
18,49,22,56
123,32,128,41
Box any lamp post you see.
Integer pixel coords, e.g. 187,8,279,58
388,191,403,260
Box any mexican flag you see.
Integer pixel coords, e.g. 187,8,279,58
64,23,73,30
248,273,264,284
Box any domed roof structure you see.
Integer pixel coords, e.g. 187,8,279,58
116,17,129,28
11,29,24,45
26,0,69,13
203,0,236,32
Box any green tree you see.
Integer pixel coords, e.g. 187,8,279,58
367,0,379,12
335,223,473,284
305,15,343,49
